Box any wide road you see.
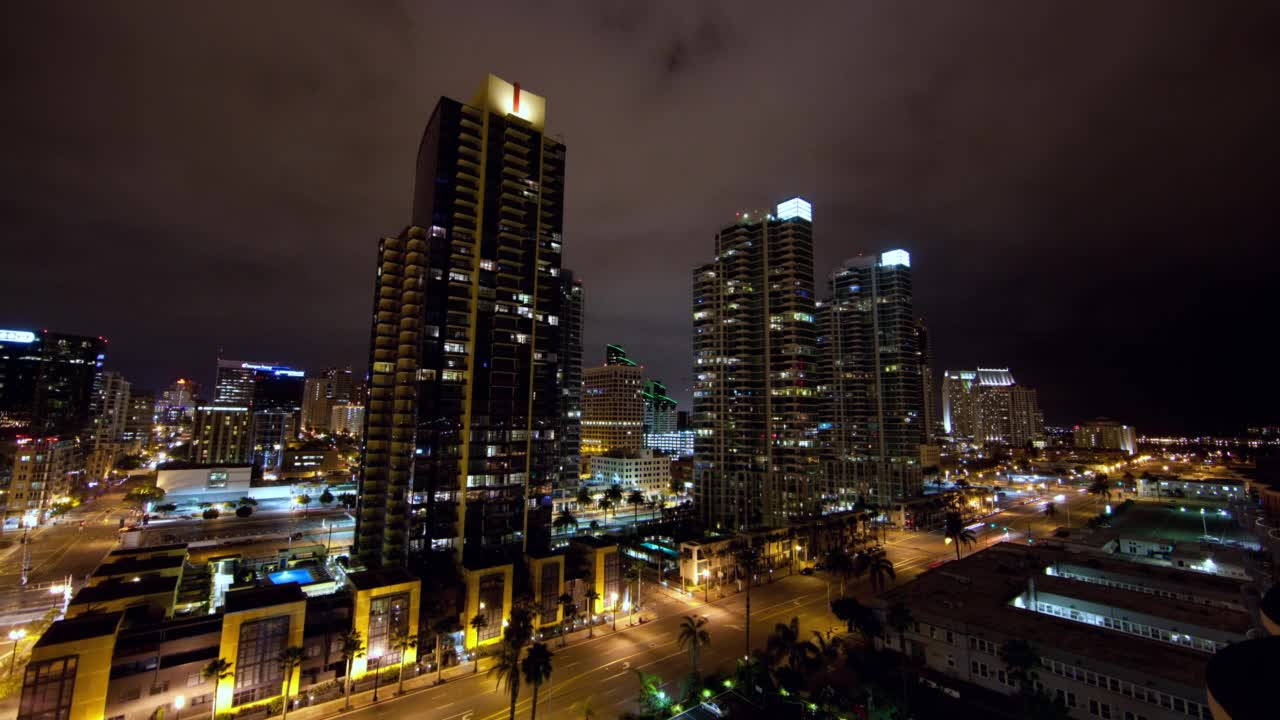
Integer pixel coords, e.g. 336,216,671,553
338,573,847,720
0,492,131,625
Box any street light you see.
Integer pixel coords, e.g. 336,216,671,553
174,694,185,720
8,629,27,674
610,593,619,631
701,570,710,603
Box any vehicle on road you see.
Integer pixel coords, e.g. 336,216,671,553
799,567,815,576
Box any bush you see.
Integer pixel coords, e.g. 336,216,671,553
155,503,178,513
235,505,253,518
320,490,335,505
202,508,220,520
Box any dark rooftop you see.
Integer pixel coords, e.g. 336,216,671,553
224,583,306,613
345,566,418,591
1036,573,1251,635
72,575,178,605
93,554,185,577
881,543,1214,689
108,543,189,558
36,611,123,648
156,462,253,470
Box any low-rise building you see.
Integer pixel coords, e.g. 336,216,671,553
878,543,1255,720
17,553,421,720
590,448,671,498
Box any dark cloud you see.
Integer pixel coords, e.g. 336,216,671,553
1,1,1277,433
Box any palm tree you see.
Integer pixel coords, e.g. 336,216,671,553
766,617,813,677
469,614,488,673
339,629,365,711
1000,638,1038,689
626,489,645,526
1044,501,1057,519
605,484,624,514
556,593,576,646
825,548,855,597
489,640,522,720
200,658,233,720
390,630,418,695
583,587,600,637
864,552,896,593
623,560,644,623
575,486,593,510
596,496,615,519
733,542,762,659
277,646,305,720
886,602,914,651
521,642,554,720
432,617,460,685
943,511,976,561
676,615,710,677
1088,477,1112,511
553,509,579,535
831,597,882,650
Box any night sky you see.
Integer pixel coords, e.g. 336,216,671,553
3,2,1277,434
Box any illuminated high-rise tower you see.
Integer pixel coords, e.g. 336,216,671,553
692,198,820,529
358,75,566,571
818,250,924,504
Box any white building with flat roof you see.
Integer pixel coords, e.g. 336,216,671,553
590,449,671,499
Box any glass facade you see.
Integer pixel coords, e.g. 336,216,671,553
233,616,290,706
539,562,560,622
478,574,504,642
17,655,77,720
366,592,411,662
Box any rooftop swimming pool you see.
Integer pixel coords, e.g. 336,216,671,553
641,542,678,557
268,568,316,585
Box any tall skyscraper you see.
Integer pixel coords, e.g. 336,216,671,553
819,250,924,505
357,75,566,570
250,410,295,470
692,198,820,529
581,346,644,470
557,271,584,486
87,371,131,480
0,328,105,435
914,319,941,443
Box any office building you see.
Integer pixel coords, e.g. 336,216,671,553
1075,418,1138,455
0,328,106,435
643,379,677,434
5,436,84,526
357,74,566,572
943,368,1044,447
589,449,671,500
880,542,1253,720
87,371,133,479
557,270,584,486
818,250,924,506
329,402,364,436
250,410,294,470
581,345,645,468
214,359,305,415
692,197,820,529
191,406,251,465
301,367,355,432
121,389,155,446
644,430,696,459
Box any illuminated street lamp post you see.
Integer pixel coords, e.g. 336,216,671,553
174,694,186,720
1199,507,1209,539
701,571,710,603
610,593,619,631
8,628,27,674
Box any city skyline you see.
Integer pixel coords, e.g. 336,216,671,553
3,3,1277,437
